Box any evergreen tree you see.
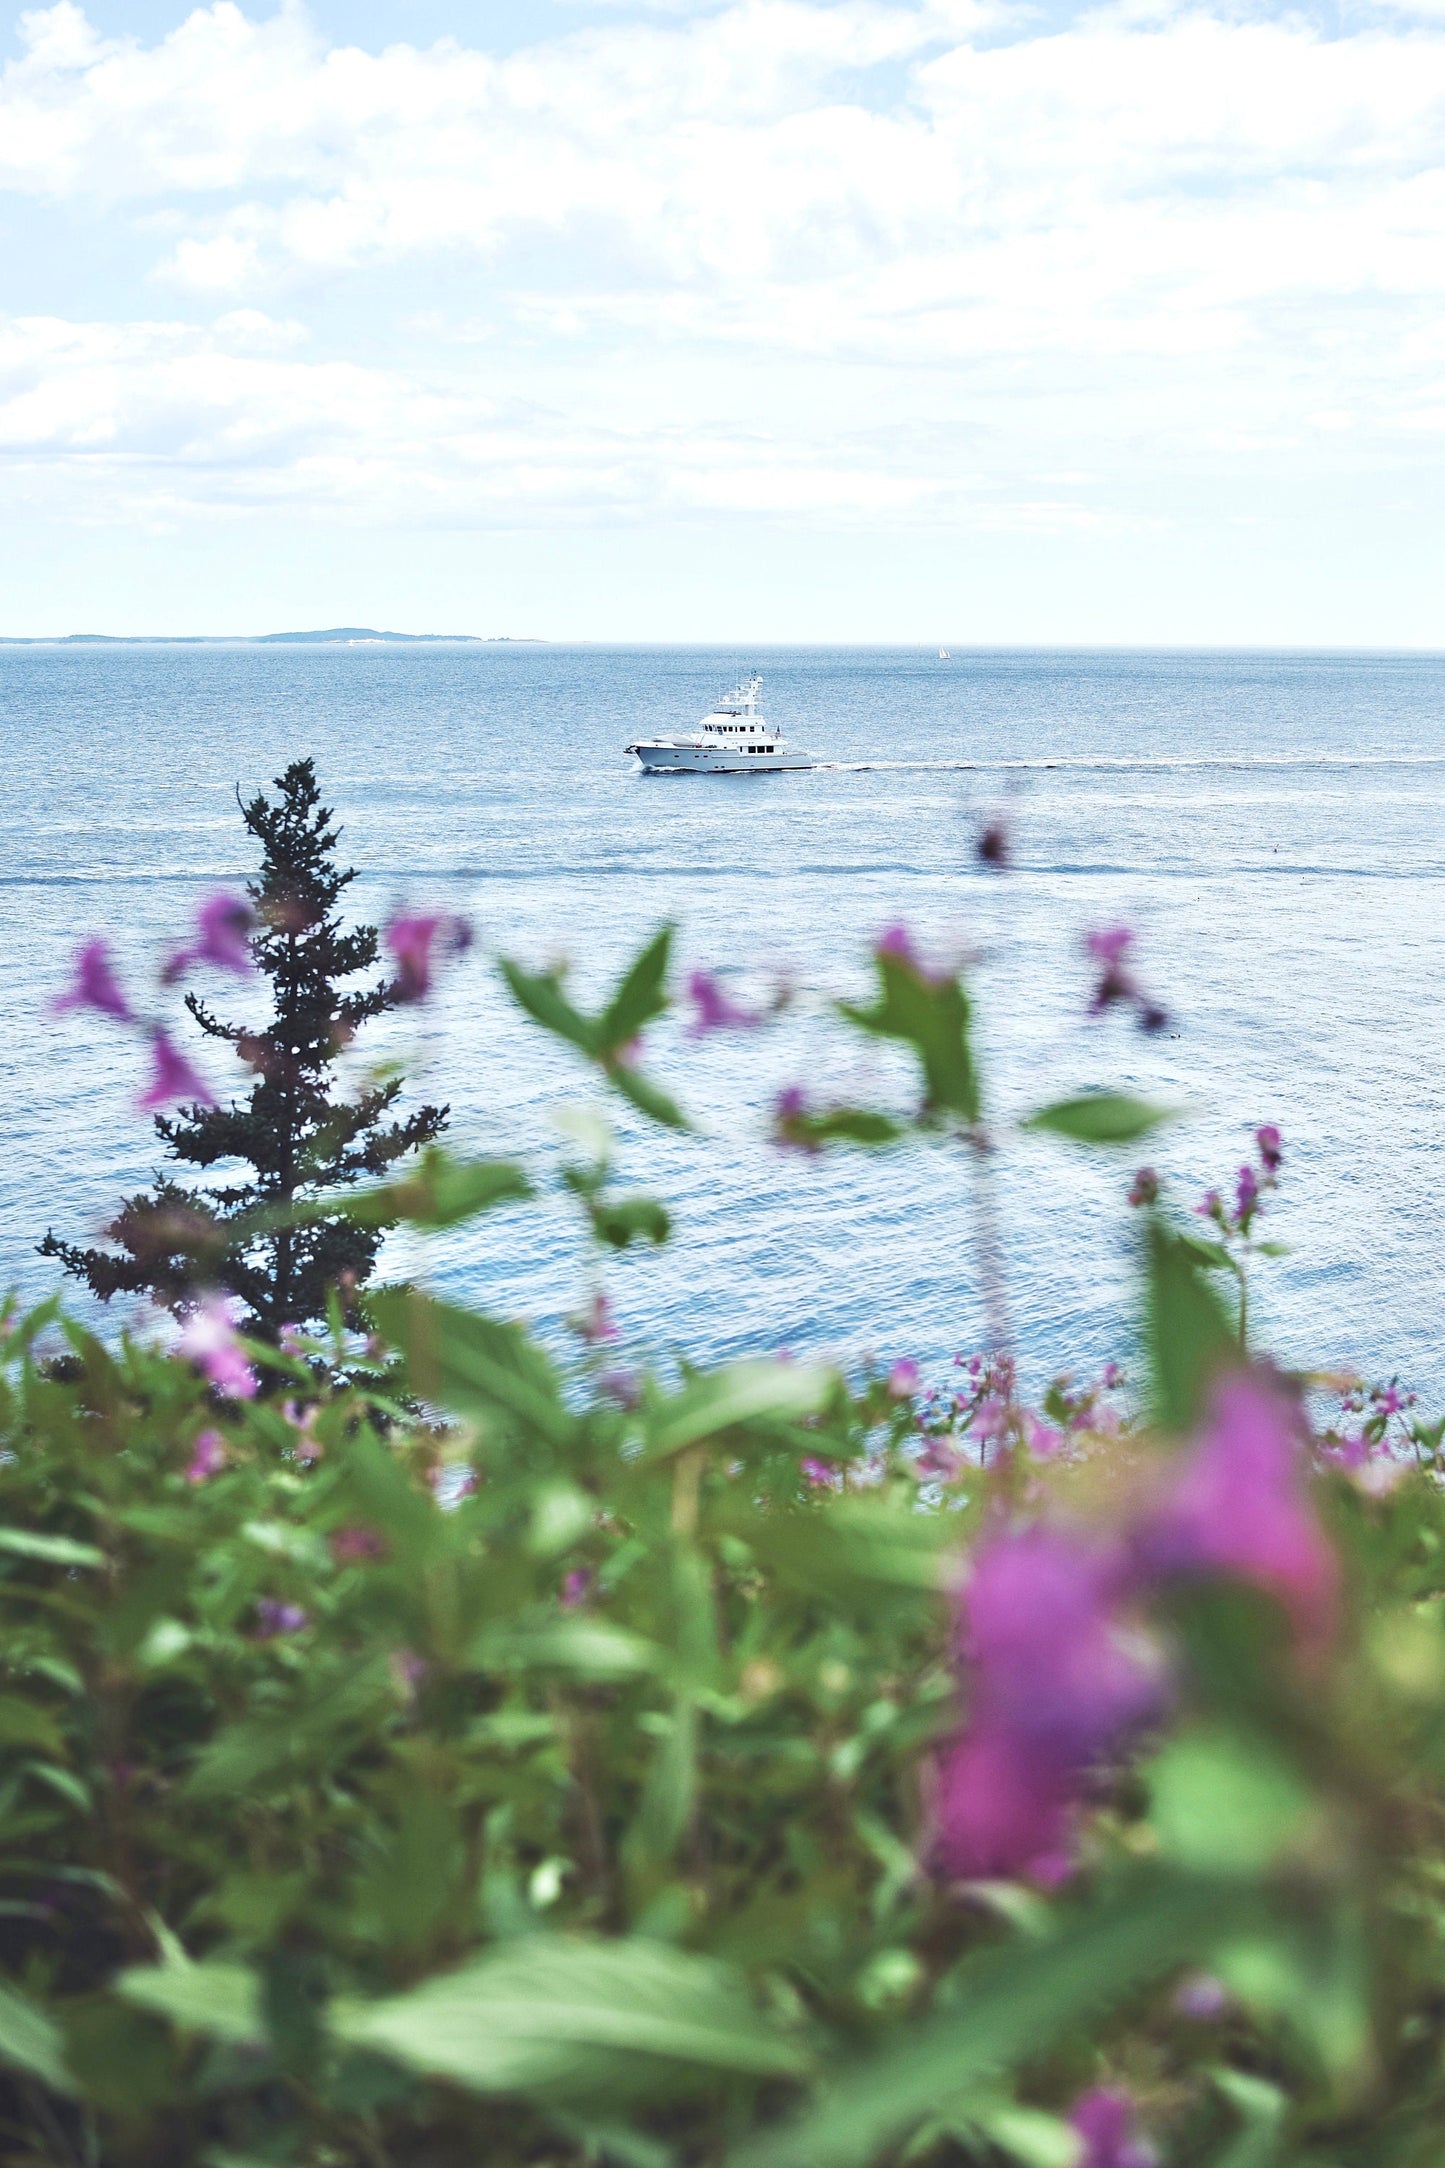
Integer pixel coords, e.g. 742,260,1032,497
41,759,447,1335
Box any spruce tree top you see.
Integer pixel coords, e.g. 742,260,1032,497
41,758,447,1335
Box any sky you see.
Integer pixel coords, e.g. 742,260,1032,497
1,0,1444,640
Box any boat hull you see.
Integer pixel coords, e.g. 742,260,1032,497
630,745,813,774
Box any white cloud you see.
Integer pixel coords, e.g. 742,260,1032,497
1,0,1445,552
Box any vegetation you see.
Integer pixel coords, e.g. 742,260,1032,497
4,886,1444,2167
39,759,448,1335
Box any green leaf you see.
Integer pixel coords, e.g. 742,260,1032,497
371,1290,576,1450
606,1061,689,1133
589,1195,672,1250
1147,1728,1313,1876
0,1979,75,2096
732,1874,1239,2168
0,1528,104,1569
475,1618,664,1681
331,1934,809,2105
1144,1221,1237,1434
734,1497,960,1596
839,955,980,1122
596,925,674,1054
780,1107,905,1149
1023,1093,1175,1146
499,958,599,1055
318,1150,533,1230
648,1361,836,1459
117,1959,265,2048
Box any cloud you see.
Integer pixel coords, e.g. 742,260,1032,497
2,0,1445,543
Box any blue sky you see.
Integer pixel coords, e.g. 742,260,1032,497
2,0,1444,640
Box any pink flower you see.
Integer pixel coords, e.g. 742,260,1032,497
52,938,133,1023
1085,926,1134,969
935,1527,1163,1881
801,1455,842,1490
876,923,921,966
887,1357,922,1399
138,1030,215,1111
163,892,254,984
177,1298,257,1401
1070,2087,1155,2168
1194,1188,1222,1222
1256,1123,1283,1171
575,1292,617,1344
386,911,471,1002
598,1367,641,1409
561,1567,594,1609
1174,1971,1230,2020
283,1399,323,1462
330,1524,387,1563
915,1435,966,1481
1024,1412,1062,1457
185,1428,226,1483
686,969,758,1036
1127,1168,1159,1209
1141,1372,1338,1652
1235,1163,1259,1221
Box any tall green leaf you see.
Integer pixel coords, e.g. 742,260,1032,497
0,1979,75,2095
1144,1220,1237,1435
1023,1093,1175,1146
647,1360,836,1459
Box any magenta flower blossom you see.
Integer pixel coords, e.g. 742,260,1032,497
576,1291,617,1344
330,1524,387,1563
915,1435,966,1481
163,892,255,984
1127,1167,1159,1209
254,1599,308,1638
801,1455,842,1490
1070,2087,1155,2168
138,1030,215,1111
1085,925,1134,969
1256,1123,1283,1171
935,1526,1163,1881
177,1298,257,1401
385,911,471,1002
686,969,759,1036
52,938,133,1023
1234,1162,1260,1220
561,1567,595,1609
1141,1371,1338,1652
1024,1412,1062,1457
185,1428,226,1483
887,1357,922,1399
876,923,921,966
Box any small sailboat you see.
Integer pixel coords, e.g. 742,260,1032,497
938,648,951,660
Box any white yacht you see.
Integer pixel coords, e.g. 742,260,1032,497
625,676,813,774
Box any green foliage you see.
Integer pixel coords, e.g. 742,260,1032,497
1023,1091,1174,1145
9,913,1445,2168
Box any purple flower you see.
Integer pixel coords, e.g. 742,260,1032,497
686,969,758,1036
576,1292,617,1344
561,1567,594,1609
185,1428,226,1483
1174,1971,1231,2020
915,1435,966,1481
1024,1412,1062,1457
801,1455,842,1490
138,1029,215,1111
1127,1168,1159,1209
1256,1123,1283,1171
330,1524,387,1563
177,1298,257,1401
52,938,133,1023
1085,926,1134,969
254,1599,308,1638
1070,2087,1155,2168
386,911,471,1003
598,1366,641,1409
934,1527,1163,1881
1141,1371,1338,1652
876,923,921,966
1234,1162,1259,1221
163,892,254,984
887,1357,922,1399
1194,1188,1223,1222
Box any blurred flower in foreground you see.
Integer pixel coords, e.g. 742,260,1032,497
887,1357,922,1398
935,1526,1162,1881
138,1030,216,1111
1084,925,1168,1034
163,892,255,984
1141,1370,1337,1652
254,1599,308,1638
1128,1168,1159,1208
52,938,133,1023
1070,2086,1156,2168
185,1428,226,1483
686,968,760,1036
385,911,472,1002
178,1298,257,1401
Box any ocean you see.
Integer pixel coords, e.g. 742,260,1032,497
4,642,1444,1398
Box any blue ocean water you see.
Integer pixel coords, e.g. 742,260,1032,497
4,642,1444,1396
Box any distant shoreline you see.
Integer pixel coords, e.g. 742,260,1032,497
0,629,545,647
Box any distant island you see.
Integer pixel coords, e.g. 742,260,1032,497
0,629,545,646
